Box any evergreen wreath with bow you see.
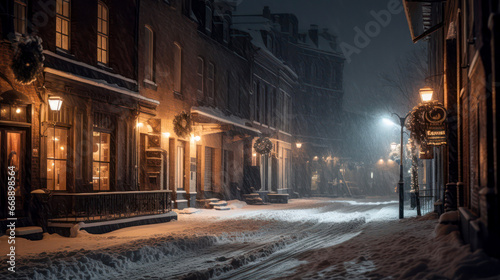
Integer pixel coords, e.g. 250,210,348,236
11,35,44,85
173,111,192,138
254,137,273,155
405,101,441,146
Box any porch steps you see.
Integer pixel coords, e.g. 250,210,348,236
243,193,265,205
214,206,231,211
209,201,228,207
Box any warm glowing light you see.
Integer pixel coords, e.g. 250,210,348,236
378,159,384,163
137,122,144,128
252,153,257,157
15,108,21,114
52,163,55,166
390,142,397,150
370,172,374,179
162,132,171,138
48,96,63,111
194,136,201,142
60,146,65,150
420,87,433,102
313,156,319,161
296,142,302,149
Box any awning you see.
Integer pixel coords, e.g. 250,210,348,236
403,0,444,43
191,106,261,136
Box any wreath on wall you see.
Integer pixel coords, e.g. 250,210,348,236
11,36,44,85
405,101,438,146
254,137,273,155
173,111,192,138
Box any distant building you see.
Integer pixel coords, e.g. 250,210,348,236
235,7,346,196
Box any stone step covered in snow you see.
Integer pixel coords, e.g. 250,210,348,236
214,206,231,211
15,226,43,240
243,193,266,205
196,198,221,209
209,200,228,207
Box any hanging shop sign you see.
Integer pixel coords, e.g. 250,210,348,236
424,104,447,146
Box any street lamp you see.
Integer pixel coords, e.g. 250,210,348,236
296,142,302,149
48,96,63,112
419,87,433,103
384,113,411,219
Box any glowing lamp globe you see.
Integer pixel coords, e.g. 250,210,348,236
48,96,63,111
419,87,433,103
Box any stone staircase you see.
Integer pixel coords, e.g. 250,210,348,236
243,193,266,205
197,198,231,210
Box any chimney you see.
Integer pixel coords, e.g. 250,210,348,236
263,6,271,19
309,24,319,47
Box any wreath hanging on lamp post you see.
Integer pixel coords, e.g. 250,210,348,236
173,111,192,138
11,36,44,85
254,137,273,155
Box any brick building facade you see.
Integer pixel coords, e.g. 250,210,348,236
404,0,500,256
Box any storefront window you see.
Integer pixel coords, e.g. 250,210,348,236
47,127,68,191
92,131,110,191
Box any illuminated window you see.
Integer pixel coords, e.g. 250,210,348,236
144,26,154,81
14,0,26,34
47,127,68,191
56,0,71,50
92,131,110,191
97,2,109,64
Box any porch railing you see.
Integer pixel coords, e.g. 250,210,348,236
417,189,434,215
40,190,172,223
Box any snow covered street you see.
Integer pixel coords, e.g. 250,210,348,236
2,197,500,279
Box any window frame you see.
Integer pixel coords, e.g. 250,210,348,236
92,130,111,191
205,5,212,33
97,1,109,65
207,62,215,100
13,0,27,34
56,0,71,51
174,42,182,94
144,25,155,82
196,56,204,98
46,126,69,191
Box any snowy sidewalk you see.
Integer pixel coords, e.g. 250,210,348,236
1,197,500,279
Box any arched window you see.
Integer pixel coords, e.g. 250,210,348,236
144,26,154,81
97,2,109,64
56,0,71,50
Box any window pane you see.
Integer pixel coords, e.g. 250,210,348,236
98,20,102,33
93,162,100,190
101,132,110,162
98,4,101,18
100,163,110,190
102,5,107,20
56,17,61,32
57,0,62,14
102,37,106,50
55,160,67,191
102,50,107,64
63,1,69,17
55,129,68,159
47,128,55,159
56,33,61,48
103,21,107,35
47,160,55,190
62,36,68,50
62,20,68,34
93,131,100,161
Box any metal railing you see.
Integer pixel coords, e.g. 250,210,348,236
40,190,172,223
417,189,435,215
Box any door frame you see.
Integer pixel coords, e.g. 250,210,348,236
0,125,32,218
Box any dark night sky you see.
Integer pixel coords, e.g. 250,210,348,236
235,0,423,117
